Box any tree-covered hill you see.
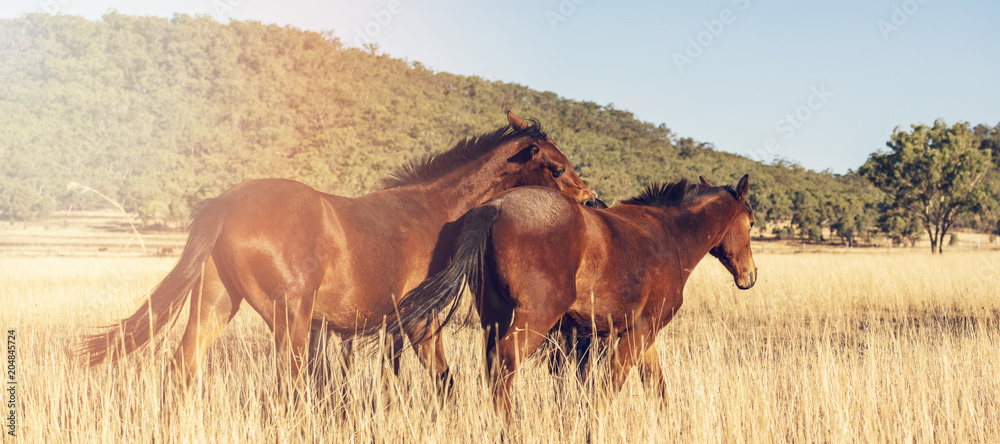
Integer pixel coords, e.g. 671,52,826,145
1,13,995,242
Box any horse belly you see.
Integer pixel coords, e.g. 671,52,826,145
563,291,637,337
308,249,406,335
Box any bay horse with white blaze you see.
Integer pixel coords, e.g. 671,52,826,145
386,175,756,417
79,111,599,396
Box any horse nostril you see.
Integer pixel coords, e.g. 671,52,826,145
585,198,608,209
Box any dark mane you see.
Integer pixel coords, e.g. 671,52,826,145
381,121,547,188
620,178,734,208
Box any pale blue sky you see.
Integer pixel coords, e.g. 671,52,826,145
3,0,998,173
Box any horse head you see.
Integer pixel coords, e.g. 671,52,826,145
504,111,600,208
708,174,757,289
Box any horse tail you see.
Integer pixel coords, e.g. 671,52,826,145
78,199,228,366
382,204,499,344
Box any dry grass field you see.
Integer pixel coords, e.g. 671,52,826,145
2,248,999,442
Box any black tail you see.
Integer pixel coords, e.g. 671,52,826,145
77,199,228,365
380,205,499,345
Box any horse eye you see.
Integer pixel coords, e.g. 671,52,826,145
552,168,565,178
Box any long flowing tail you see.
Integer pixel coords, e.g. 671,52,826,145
77,199,228,365
381,204,499,345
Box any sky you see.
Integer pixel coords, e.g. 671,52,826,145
2,0,998,174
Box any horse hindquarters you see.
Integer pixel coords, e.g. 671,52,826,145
485,221,581,418
79,199,229,366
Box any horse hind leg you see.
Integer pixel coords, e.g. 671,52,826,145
406,320,454,400
490,308,563,422
168,256,242,389
478,268,515,384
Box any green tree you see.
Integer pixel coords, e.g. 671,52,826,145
791,189,827,241
828,195,875,247
877,205,924,247
860,120,992,254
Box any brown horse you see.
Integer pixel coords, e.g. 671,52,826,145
79,111,599,397
386,175,756,417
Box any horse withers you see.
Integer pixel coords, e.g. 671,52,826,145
79,111,599,401
388,175,757,418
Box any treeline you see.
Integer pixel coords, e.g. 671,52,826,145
0,13,997,243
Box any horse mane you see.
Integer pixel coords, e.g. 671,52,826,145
620,178,734,208
381,120,548,188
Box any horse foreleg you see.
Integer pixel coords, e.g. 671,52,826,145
307,322,335,398
374,333,405,409
332,337,355,414
637,342,667,401
271,301,313,406
607,328,657,398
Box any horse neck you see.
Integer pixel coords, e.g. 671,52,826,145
410,150,521,220
662,194,738,269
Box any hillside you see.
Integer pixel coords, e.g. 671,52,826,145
0,13,995,242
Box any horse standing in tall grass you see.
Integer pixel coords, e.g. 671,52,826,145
386,175,757,417
79,112,599,397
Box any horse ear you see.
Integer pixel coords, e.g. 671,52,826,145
736,174,750,201
699,176,714,187
507,110,528,130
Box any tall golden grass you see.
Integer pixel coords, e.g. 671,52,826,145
2,250,998,442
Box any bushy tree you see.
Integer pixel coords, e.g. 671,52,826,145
860,121,992,253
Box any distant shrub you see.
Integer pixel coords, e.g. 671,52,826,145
949,233,959,246
808,227,823,242
773,227,794,240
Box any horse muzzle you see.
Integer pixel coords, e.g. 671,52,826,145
584,197,607,209
735,269,756,290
